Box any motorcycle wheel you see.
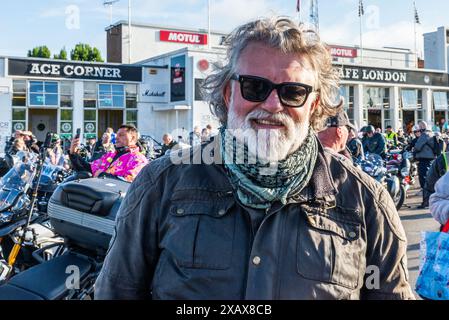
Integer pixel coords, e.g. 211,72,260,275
394,185,406,211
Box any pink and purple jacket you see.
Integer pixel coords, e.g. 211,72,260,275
90,146,148,182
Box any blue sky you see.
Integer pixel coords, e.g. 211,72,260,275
0,0,446,59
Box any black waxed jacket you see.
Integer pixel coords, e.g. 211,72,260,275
94,136,414,300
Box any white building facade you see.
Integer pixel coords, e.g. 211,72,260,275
0,23,448,152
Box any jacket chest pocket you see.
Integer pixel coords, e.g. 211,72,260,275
163,198,236,270
297,206,363,289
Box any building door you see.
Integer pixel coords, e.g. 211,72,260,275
368,110,382,130
403,110,416,134
98,109,124,137
28,109,58,142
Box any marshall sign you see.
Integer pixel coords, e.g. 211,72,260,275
336,64,449,87
8,58,142,82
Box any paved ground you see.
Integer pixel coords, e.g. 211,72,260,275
399,187,440,299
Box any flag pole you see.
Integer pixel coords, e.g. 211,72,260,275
128,0,131,63
208,0,211,49
413,1,418,68
297,0,301,25
359,11,363,64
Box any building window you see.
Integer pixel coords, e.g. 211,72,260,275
125,84,137,108
84,109,97,139
340,85,354,123
12,108,26,133
84,82,97,108
401,89,421,109
60,81,73,108
433,91,448,110
364,87,389,109
29,81,58,106
60,109,73,138
98,83,125,108
126,110,138,128
12,80,26,106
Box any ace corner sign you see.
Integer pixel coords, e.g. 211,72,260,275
8,58,142,82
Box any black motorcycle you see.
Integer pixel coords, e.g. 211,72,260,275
0,177,129,299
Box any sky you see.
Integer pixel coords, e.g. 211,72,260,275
0,0,446,59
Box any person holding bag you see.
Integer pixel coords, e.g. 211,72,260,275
416,171,449,299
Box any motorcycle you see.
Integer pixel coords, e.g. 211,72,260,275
356,153,404,210
0,176,130,299
0,134,70,281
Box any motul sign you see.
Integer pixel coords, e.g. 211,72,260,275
330,46,358,58
160,30,208,45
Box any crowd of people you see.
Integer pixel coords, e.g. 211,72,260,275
340,121,447,210
3,124,150,183
159,124,216,156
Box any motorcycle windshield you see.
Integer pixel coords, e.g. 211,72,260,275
0,151,36,194
0,188,22,212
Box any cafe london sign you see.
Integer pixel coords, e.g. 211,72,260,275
336,65,448,87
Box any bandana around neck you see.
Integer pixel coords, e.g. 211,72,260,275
220,126,318,210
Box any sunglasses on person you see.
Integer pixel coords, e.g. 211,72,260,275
230,74,314,108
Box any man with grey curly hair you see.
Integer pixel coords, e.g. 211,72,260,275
95,16,414,300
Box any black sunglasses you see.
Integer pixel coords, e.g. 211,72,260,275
230,74,314,108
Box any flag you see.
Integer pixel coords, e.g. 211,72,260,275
296,0,300,13
414,2,421,24
358,0,364,17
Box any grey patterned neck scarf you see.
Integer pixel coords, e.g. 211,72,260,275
220,126,318,210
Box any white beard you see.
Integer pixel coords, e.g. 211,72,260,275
227,103,310,163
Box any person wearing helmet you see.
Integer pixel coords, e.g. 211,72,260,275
414,121,440,209
362,125,387,158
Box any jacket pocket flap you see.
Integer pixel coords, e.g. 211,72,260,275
169,198,235,218
304,212,361,242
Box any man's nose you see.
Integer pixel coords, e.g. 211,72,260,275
260,89,284,114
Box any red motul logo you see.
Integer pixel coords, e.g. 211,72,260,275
160,30,208,45
330,46,358,58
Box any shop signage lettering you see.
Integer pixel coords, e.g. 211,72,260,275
143,90,166,97
8,58,142,81
330,46,358,58
140,84,169,103
339,67,407,83
337,64,448,86
160,30,208,45
28,63,122,78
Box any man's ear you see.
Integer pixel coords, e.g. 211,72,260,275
223,82,232,109
336,127,343,138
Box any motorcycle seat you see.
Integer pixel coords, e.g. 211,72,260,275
0,253,92,300
0,284,44,300
60,180,123,217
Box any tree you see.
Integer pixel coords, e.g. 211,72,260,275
70,43,104,62
53,47,68,60
27,46,51,58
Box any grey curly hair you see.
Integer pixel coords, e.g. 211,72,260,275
202,16,342,131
